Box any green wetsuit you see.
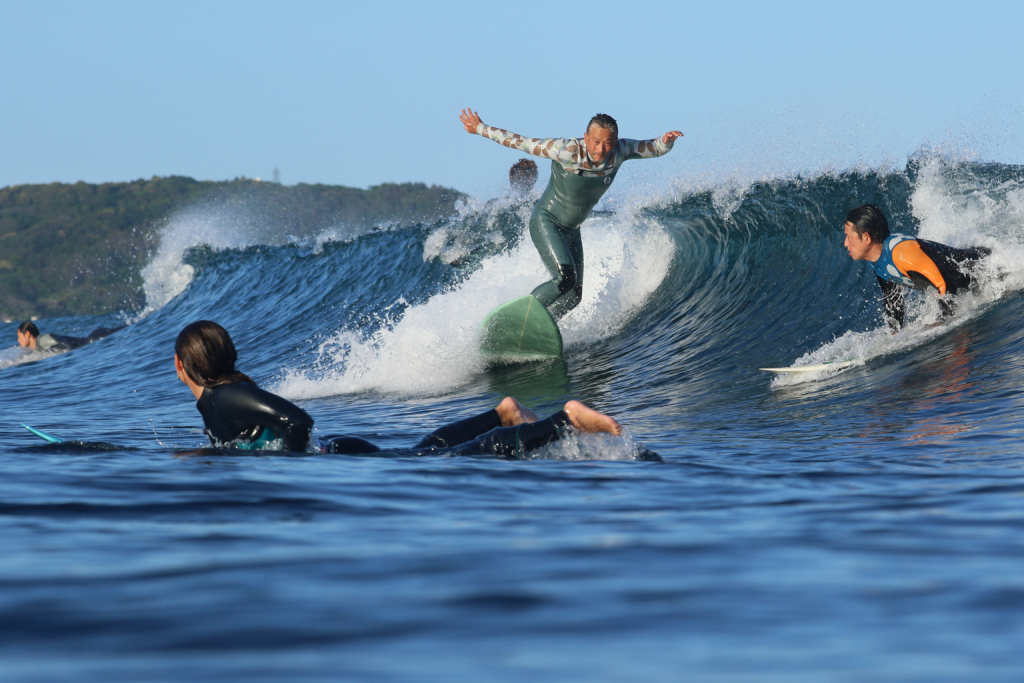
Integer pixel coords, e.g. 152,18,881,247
476,123,675,318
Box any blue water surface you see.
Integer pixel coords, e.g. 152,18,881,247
3,157,1024,682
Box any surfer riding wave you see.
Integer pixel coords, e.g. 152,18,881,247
842,204,991,332
460,109,682,319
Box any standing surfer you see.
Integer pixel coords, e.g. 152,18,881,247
842,204,990,332
460,109,683,319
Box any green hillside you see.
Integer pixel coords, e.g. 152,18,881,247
0,177,463,320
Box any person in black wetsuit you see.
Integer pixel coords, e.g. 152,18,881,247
17,320,125,353
174,320,625,456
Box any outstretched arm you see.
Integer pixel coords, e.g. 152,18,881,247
620,130,684,161
459,108,483,134
458,107,581,164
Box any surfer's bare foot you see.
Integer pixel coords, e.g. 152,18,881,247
496,397,540,426
564,400,622,436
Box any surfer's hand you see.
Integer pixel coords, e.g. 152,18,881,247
662,131,684,145
460,109,483,134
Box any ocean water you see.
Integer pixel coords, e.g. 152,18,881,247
3,154,1024,681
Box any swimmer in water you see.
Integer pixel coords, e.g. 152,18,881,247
842,204,991,332
174,320,624,456
18,321,124,353
509,158,538,195
460,108,683,319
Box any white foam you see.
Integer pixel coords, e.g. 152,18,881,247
518,428,653,462
276,211,675,399
138,200,358,315
0,346,54,370
140,207,261,315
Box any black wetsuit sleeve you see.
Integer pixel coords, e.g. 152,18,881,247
204,383,314,451
877,276,904,333
916,240,990,295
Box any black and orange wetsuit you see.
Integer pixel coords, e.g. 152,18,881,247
870,234,989,331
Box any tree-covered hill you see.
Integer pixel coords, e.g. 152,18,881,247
1,177,463,320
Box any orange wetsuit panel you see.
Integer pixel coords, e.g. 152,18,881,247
891,240,947,294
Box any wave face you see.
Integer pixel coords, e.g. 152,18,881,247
4,154,1024,680
125,154,1024,421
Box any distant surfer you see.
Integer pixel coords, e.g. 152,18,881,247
842,204,991,332
509,158,538,195
460,109,683,319
17,321,124,353
175,320,627,456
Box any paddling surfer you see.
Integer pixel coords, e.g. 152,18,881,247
460,109,683,319
17,321,124,353
175,320,624,456
842,204,990,332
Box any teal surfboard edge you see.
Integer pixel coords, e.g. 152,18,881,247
22,423,64,443
479,295,563,360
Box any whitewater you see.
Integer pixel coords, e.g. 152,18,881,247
3,153,1024,681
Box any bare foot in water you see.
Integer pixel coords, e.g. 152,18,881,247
564,400,622,436
496,397,540,426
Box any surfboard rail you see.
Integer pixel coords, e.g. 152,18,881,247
760,360,859,373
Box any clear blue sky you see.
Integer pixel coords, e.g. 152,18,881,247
2,0,1022,196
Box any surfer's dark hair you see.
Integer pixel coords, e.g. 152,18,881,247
18,321,39,338
587,113,618,137
175,321,256,388
845,204,890,243
509,158,538,191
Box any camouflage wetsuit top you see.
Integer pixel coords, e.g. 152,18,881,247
473,122,676,318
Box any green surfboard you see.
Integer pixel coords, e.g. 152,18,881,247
480,295,563,359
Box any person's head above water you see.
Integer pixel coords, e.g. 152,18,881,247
584,113,618,163
174,320,255,392
843,204,890,262
509,158,538,193
17,321,39,350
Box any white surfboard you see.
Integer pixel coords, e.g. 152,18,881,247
759,360,859,373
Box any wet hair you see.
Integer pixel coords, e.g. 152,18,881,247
18,321,39,338
845,204,890,243
586,113,618,137
174,320,256,388
509,158,538,192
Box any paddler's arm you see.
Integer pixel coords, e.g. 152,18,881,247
891,240,948,294
619,131,683,161
877,276,905,333
459,108,580,164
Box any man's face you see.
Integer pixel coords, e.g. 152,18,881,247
584,125,617,162
843,222,873,261
17,330,33,348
